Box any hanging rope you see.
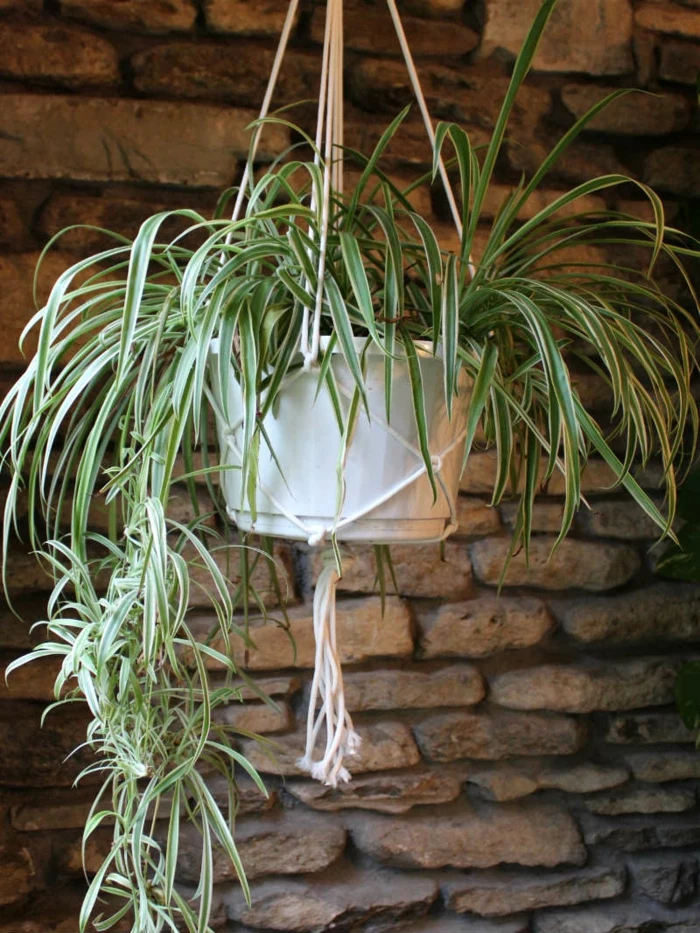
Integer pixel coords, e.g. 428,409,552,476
297,562,361,785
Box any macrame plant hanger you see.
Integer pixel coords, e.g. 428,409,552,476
229,0,468,786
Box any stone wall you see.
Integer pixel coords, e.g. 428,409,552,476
1,1,700,931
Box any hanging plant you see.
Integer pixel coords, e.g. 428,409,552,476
2,0,700,929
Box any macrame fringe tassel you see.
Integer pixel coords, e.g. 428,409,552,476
297,562,361,786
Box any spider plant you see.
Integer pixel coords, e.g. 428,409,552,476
1,0,699,929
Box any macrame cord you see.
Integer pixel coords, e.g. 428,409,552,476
228,0,471,786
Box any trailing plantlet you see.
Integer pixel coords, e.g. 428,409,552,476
2,0,700,929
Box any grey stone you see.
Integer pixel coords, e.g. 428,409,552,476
285,770,463,814
0,95,287,186
343,665,485,711
489,658,679,713
414,709,586,761
226,866,438,931
482,0,634,75
584,786,696,816
350,803,586,869
500,501,565,534
561,85,690,136
399,917,528,933
627,752,700,783
556,583,700,643
190,596,413,670
606,712,696,745
417,595,552,659
313,542,473,600
470,536,640,592
241,721,421,777
582,812,700,852
577,499,669,540
631,852,699,905
177,812,346,882
443,865,625,916
0,706,96,787
534,903,700,932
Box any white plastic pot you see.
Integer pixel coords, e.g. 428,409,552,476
209,339,470,544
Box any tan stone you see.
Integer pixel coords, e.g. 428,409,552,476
343,665,485,711
627,752,700,783
585,786,696,816
443,865,625,916
285,770,463,814
478,184,606,222
414,709,586,761
214,701,291,734
316,542,473,600
177,812,346,882
0,96,287,185
660,39,700,84
468,762,629,801
645,147,700,196
203,0,295,35
189,596,412,671
556,583,700,643
561,85,690,136
241,721,421,776
417,595,552,659
508,136,628,185
310,7,478,56
456,496,502,537
350,803,586,869
227,867,438,932
0,251,73,364
0,194,29,250
606,712,697,745
460,453,639,497
62,0,197,32
186,541,293,610
637,2,700,38
217,675,302,701
470,536,640,592
0,24,119,87
0,846,36,907
11,789,96,832
482,0,634,74
0,707,96,787
538,763,630,794
132,42,316,106
490,658,679,713
499,501,565,533
0,656,63,702
0,0,41,8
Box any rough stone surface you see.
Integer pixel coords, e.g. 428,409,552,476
132,43,316,106
343,665,485,711
584,786,697,816
398,916,529,933
240,721,421,776
482,0,634,74
631,853,699,905
203,0,294,35
556,583,700,643
582,812,700,852
190,596,412,670
443,865,625,916
214,700,291,734
489,658,679,713
0,707,94,787
414,709,586,761
417,596,552,659
470,536,640,592
637,2,700,39
534,904,700,933
226,867,438,931
645,147,700,196
177,813,346,882
468,762,629,801
0,656,63,702
561,84,690,135
606,712,697,745
62,0,197,32
576,499,668,540
0,846,35,906
350,804,586,869
315,543,473,600
660,39,700,84
626,752,700,784
0,95,287,185
285,770,463,814
456,496,502,537
499,501,565,534
0,24,119,87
